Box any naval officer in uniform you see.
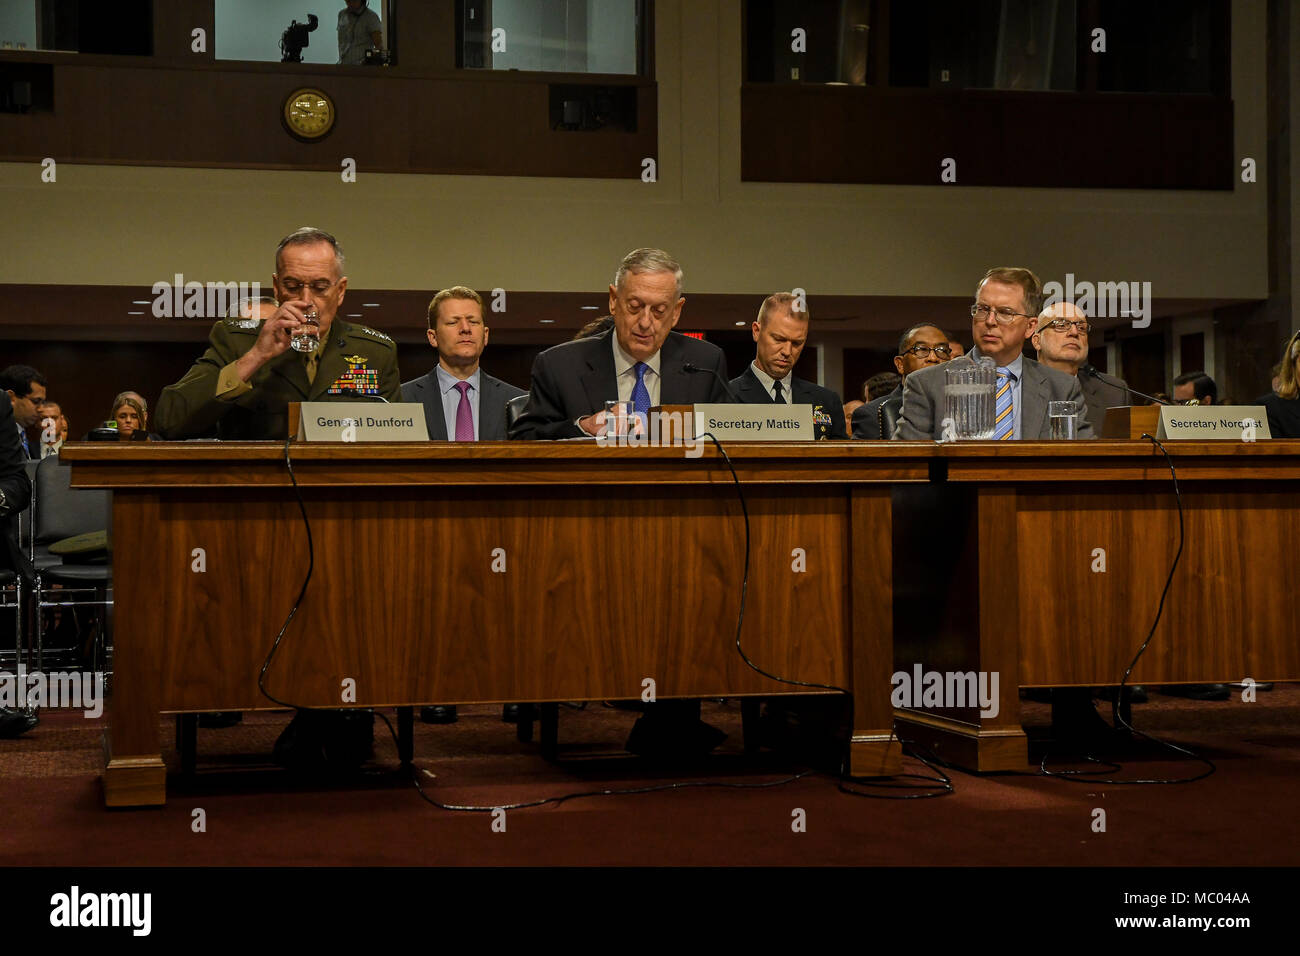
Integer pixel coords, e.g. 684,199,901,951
156,227,401,441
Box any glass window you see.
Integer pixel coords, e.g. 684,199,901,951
2,0,152,55
214,0,394,66
459,0,646,76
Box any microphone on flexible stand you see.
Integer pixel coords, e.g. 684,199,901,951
683,362,742,404
1079,365,1172,406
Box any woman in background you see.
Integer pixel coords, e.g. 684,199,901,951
1258,329,1300,439
110,391,150,441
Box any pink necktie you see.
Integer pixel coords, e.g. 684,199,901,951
454,381,475,441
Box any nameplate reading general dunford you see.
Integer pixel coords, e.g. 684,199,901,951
296,402,430,441
692,403,814,441
1156,405,1272,441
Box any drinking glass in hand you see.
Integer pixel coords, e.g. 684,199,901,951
1049,400,1079,439
290,308,320,353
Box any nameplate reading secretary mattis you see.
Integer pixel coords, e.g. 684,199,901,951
292,402,430,441
692,403,815,441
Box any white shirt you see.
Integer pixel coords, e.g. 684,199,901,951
611,333,662,406
747,361,794,403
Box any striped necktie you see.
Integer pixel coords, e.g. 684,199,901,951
994,367,1014,440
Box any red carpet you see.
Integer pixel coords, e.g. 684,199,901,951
2,691,1298,866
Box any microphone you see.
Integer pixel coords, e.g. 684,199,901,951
683,362,742,403
1079,364,1171,406
337,388,389,403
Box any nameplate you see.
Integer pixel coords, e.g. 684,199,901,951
295,402,430,442
692,403,814,441
1156,405,1272,441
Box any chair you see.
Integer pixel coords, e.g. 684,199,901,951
505,393,529,432
32,455,113,674
878,393,903,439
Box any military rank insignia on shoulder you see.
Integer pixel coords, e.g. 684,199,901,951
350,323,394,346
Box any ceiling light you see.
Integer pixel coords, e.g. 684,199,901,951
363,303,380,307
127,311,144,315
580,305,600,311
131,300,150,305
540,319,555,324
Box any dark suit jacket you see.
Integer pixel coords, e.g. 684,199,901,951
852,384,902,440
400,367,525,440
729,366,847,440
1257,392,1300,439
510,329,730,440
0,394,33,582
895,350,1095,440
1078,366,1132,436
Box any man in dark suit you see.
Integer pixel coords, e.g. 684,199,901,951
401,286,524,442
729,293,847,439
852,324,952,439
0,392,37,738
401,286,525,725
510,248,729,441
0,366,48,460
1031,301,1131,435
896,267,1095,441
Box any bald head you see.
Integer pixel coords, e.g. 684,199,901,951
1033,301,1090,374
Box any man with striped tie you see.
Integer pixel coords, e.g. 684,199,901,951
0,366,48,460
894,268,1094,441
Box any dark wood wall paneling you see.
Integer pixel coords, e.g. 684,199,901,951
740,85,1233,189
0,1,654,178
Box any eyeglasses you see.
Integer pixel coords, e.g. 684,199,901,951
902,343,953,358
1041,318,1091,334
279,278,336,296
1177,398,1203,406
971,303,1033,324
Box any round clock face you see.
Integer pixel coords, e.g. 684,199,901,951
283,88,335,141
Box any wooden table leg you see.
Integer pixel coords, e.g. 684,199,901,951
103,495,165,807
891,483,1027,772
848,486,904,777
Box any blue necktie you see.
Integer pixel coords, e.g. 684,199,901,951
631,362,651,417
994,367,1014,440
18,427,30,459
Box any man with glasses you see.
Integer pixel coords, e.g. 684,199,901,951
510,247,729,441
895,267,1095,440
1172,371,1218,406
156,227,401,440
852,323,952,439
1031,301,1131,435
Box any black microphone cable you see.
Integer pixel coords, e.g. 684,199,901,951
698,431,951,798
1040,433,1215,785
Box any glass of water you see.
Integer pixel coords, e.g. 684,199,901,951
944,358,996,439
603,400,632,439
1049,400,1079,439
290,308,321,353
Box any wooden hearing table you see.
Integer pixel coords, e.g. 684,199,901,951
63,440,927,807
61,440,1300,806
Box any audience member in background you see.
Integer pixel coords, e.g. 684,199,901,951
0,392,36,737
865,371,901,402
729,293,847,439
1173,371,1217,405
1258,329,1300,438
896,268,1094,440
843,399,865,424
0,365,48,460
111,392,149,440
574,315,615,340
1031,301,1131,435
948,339,966,359
37,400,68,458
853,325,950,440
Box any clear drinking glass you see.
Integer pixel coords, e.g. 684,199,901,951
1049,400,1079,439
944,358,996,439
290,308,320,353
603,399,632,438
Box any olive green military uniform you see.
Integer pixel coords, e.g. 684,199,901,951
155,319,402,440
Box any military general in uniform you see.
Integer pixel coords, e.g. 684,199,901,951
156,227,401,441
